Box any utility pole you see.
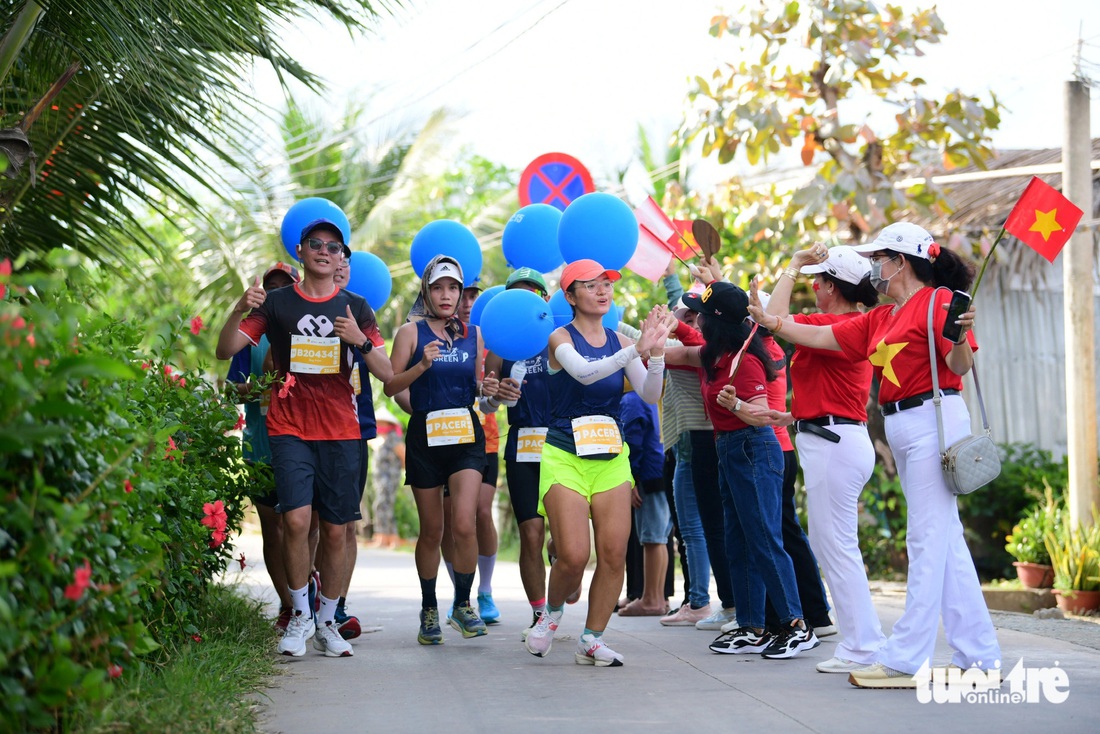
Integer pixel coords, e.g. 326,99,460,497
1062,77,1097,528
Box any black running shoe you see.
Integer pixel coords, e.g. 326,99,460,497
761,624,820,659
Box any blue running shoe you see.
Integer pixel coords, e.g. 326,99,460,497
447,603,487,638
334,598,361,640
477,593,500,625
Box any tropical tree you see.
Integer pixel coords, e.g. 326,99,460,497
0,0,396,265
679,0,1003,282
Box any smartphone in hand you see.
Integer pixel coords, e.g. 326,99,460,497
941,290,972,343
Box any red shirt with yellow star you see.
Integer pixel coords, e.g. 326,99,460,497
831,287,977,405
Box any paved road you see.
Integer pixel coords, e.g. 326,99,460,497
223,531,1100,734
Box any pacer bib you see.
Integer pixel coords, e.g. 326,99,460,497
426,408,476,446
289,335,340,374
570,415,622,456
350,363,362,395
516,427,548,463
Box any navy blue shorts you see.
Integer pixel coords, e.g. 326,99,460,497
269,435,362,524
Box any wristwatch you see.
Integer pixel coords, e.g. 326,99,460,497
731,398,742,413
359,338,373,354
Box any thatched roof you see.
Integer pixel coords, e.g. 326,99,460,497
906,139,1100,288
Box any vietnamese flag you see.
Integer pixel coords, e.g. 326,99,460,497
1004,176,1084,263
670,220,703,260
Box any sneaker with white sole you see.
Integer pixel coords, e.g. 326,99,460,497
813,624,838,638
760,624,820,659
708,626,773,654
848,662,917,689
575,633,624,667
695,606,736,631
661,603,712,627
277,610,315,656
524,610,559,657
817,656,864,673
313,620,354,657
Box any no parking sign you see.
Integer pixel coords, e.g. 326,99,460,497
517,153,595,211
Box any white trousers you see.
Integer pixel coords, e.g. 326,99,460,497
879,395,1001,674
799,423,885,664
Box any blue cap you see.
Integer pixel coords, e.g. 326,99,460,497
300,218,345,243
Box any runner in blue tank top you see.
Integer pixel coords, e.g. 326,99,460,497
386,255,501,646
483,268,555,631
523,258,672,667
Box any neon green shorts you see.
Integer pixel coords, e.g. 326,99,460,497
537,442,633,517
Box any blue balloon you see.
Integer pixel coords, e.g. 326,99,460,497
501,204,564,272
345,251,392,310
549,289,620,329
409,220,483,287
557,192,638,270
469,285,505,327
603,303,624,329
280,198,352,261
548,289,572,327
480,289,555,362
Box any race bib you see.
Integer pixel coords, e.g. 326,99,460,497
570,415,623,456
516,427,547,463
259,387,271,416
350,363,362,396
426,408,476,447
289,335,340,374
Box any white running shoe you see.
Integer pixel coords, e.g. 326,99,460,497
575,633,624,667
524,610,559,657
817,657,864,673
313,620,354,657
277,610,315,657
696,606,736,631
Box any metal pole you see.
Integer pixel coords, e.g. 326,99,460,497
1062,79,1097,528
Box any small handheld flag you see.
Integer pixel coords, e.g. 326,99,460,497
1003,176,1084,264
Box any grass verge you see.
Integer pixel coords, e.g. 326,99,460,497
72,584,276,734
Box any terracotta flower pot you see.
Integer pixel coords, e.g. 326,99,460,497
1053,589,1100,614
1013,561,1054,589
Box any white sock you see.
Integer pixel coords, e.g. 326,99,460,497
477,554,496,595
289,584,309,617
317,593,339,625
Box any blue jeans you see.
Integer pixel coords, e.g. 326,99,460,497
673,445,710,608
716,427,803,628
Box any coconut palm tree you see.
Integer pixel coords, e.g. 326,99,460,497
0,0,398,264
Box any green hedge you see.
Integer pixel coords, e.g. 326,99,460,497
0,253,251,732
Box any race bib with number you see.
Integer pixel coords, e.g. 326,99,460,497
289,335,340,374
426,408,476,446
350,363,362,396
259,387,271,416
570,415,623,456
516,427,548,463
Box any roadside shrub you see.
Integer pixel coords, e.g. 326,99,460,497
0,253,250,732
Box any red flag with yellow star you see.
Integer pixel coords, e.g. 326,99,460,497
1004,176,1084,263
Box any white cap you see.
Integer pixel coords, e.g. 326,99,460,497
800,245,872,284
427,259,463,285
851,222,937,261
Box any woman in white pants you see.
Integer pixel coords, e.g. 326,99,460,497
763,244,886,674
750,223,1001,689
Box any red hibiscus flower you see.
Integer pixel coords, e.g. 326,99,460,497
201,500,228,532
277,374,296,399
190,316,204,335
237,553,247,570
123,479,134,493
63,560,93,601
0,258,10,299
233,413,246,431
191,634,203,643
208,529,227,548
107,664,123,679
164,436,178,460
141,362,151,370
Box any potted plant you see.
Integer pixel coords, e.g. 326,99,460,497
1005,486,1060,588
1044,508,1100,614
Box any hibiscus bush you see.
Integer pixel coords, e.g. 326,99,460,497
0,252,251,731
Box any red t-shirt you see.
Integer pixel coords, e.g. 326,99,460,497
239,284,384,441
790,312,872,421
764,336,793,451
699,351,768,433
831,287,977,405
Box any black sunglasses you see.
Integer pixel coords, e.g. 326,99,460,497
302,238,345,256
